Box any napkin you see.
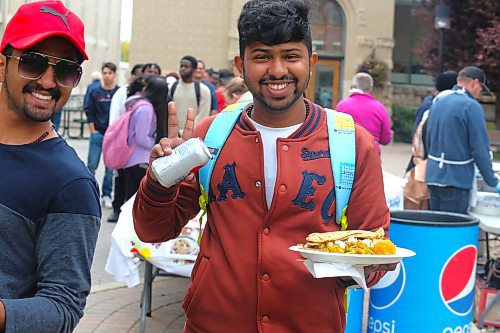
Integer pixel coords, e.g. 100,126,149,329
303,260,368,291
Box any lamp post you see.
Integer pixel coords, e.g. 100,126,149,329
435,4,451,73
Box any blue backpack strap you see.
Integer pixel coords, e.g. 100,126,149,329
325,108,356,230
198,101,252,194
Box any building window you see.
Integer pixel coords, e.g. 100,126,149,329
392,0,433,86
310,0,344,57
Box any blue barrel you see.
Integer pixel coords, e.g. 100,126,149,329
368,210,479,333
344,288,364,333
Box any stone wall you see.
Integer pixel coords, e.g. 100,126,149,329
392,84,497,121
392,84,433,110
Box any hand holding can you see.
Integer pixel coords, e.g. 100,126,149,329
148,101,195,183
151,138,212,188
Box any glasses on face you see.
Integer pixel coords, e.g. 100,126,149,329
5,52,82,87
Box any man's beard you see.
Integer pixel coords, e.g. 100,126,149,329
5,81,61,122
181,70,194,81
244,71,310,112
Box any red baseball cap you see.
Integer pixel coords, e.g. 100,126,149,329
0,1,88,60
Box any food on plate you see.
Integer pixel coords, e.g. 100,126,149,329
302,227,396,255
171,238,194,254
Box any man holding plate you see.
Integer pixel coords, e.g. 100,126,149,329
133,0,397,332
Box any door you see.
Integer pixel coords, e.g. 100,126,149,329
307,59,341,109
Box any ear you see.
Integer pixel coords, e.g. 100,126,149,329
0,55,6,83
309,52,318,73
234,56,244,78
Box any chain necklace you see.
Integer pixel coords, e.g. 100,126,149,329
246,101,310,119
28,124,55,144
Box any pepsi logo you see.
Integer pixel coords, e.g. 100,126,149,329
439,245,477,316
369,262,406,310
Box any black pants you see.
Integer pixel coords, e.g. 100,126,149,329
123,164,148,201
112,169,125,214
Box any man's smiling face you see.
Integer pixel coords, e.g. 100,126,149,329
238,41,314,112
1,36,78,122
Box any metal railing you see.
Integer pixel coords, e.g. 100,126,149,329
58,95,88,140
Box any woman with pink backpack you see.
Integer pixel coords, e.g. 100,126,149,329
104,76,168,201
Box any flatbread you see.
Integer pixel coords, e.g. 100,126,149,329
306,227,385,244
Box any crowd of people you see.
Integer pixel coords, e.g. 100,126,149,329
80,56,242,223
0,0,498,332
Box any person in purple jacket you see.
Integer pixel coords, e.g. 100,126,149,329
336,72,393,155
122,76,168,200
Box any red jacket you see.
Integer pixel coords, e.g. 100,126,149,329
133,100,390,333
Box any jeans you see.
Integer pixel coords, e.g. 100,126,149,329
428,185,470,214
87,132,113,197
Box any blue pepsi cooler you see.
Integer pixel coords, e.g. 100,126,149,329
344,288,364,333
368,210,479,333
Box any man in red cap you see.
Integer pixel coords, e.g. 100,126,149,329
0,1,100,332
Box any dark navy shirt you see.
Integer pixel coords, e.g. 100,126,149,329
0,137,101,332
84,84,119,134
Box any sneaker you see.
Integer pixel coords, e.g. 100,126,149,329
101,196,113,209
107,211,120,223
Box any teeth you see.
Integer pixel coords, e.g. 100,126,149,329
268,83,288,90
31,92,52,101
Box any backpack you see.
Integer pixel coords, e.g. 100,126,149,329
198,101,356,230
197,101,357,316
170,80,201,107
103,99,151,169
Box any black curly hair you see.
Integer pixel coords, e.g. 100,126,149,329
237,0,312,58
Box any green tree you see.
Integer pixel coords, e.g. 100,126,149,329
414,0,500,126
121,41,129,62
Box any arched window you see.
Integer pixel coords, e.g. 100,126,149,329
310,0,344,57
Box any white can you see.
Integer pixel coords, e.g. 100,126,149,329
151,137,212,188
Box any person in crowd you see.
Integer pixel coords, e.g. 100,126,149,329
224,76,252,104
127,76,147,98
165,71,179,86
413,70,458,134
318,89,332,108
215,68,235,112
403,70,457,210
109,64,144,124
141,63,161,77
53,70,99,131
84,62,119,209
0,1,100,332
83,71,102,105
106,63,144,222
132,0,395,332
123,76,168,200
207,68,219,87
194,59,219,115
170,55,211,128
336,72,392,155
425,66,500,214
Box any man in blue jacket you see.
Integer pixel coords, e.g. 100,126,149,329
425,66,500,213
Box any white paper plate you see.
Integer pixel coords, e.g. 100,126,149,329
289,245,416,265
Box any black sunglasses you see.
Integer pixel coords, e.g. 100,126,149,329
5,52,82,87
